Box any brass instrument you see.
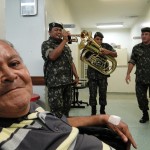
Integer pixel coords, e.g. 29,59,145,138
68,31,90,44
68,36,78,44
63,29,79,44
79,30,117,75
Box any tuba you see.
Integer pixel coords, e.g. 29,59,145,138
79,30,117,75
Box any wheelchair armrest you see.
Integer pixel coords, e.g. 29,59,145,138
78,126,128,150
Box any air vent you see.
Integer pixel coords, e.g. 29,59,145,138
63,24,75,28
127,15,139,18
133,36,141,39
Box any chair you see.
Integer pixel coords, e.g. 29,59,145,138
30,93,40,102
71,79,89,108
78,125,128,150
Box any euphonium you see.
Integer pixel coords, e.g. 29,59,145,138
79,31,117,75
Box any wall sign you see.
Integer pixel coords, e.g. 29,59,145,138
21,0,38,16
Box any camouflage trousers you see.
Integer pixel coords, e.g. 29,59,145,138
136,82,149,111
88,78,108,106
48,85,72,118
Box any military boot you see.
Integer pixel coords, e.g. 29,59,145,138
91,106,96,115
139,110,149,123
100,105,106,114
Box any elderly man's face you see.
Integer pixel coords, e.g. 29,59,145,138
0,41,32,118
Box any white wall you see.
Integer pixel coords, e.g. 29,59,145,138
5,0,45,75
0,0,5,39
108,66,135,93
130,5,150,54
88,28,131,51
5,0,46,106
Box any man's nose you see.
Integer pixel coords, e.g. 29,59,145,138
1,67,17,83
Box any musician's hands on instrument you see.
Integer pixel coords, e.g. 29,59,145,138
100,48,115,55
62,30,71,42
100,48,117,58
100,48,111,55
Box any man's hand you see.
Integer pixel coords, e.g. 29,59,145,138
125,74,131,84
100,48,111,55
107,121,137,149
100,48,117,57
73,77,79,85
62,30,70,42
68,114,137,149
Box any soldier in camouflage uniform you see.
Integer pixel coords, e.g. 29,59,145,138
41,22,79,118
87,32,117,115
126,27,150,123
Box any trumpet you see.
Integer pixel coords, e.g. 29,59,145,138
68,35,78,44
67,33,84,44
70,34,81,37
63,29,79,44
67,30,91,44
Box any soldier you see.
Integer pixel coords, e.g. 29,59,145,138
41,22,79,118
126,27,150,123
87,32,117,115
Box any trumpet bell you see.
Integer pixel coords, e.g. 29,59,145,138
81,30,92,39
79,31,92,50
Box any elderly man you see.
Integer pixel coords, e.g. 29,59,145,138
0,40,137,150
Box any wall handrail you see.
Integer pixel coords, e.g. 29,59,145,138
31,76,45,85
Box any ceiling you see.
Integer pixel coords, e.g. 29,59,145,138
67,0,150,29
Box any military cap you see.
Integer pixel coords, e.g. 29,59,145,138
141,27,150,33
49,22,63,31
94,32,104,38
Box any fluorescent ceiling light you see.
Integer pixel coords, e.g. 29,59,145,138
96,23,123,29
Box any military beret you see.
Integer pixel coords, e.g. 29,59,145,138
49,22,63,31
94,32,104,38
141,27,150,33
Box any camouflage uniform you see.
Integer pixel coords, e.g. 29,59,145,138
87,43,115,107
129,43,150,111
41,37,73,118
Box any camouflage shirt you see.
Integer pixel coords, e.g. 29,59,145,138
41,37,73,87
129,42,150,83
87,43,115,79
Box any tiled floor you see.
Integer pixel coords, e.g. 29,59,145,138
70,88,150,150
